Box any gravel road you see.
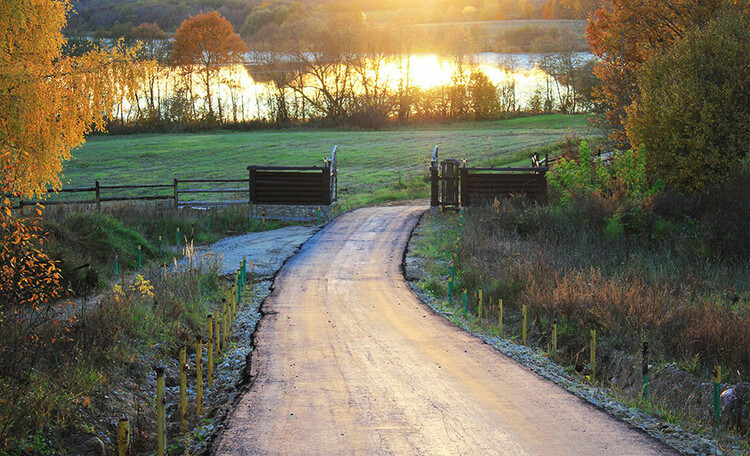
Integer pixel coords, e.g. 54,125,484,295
189,225,320,277
211,206,680,455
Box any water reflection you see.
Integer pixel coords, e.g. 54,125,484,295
124,53,591,122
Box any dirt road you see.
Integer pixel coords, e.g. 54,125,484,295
213,206,679,456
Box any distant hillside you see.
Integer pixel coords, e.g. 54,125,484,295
64,0,597,39
65,0,255,34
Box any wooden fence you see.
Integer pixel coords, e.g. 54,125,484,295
248,146,337,206
460,166,548,206
8,146,339,212
8,179,249,213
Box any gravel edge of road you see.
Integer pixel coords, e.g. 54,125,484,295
189,228,323,455
402,210,732,456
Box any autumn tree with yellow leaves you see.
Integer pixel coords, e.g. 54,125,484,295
1,0,142,199
0,0,140,445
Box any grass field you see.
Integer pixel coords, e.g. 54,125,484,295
63,114,593,208
412,19,587,36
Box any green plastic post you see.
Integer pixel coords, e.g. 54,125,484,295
642,342,649,398
237,269,242,304
713,366,722,431
462,290,467,319
317,207,321,225
158,235,162,256
176,227,181,247
137,245,142,270
448,276,453,305
114,254,119,281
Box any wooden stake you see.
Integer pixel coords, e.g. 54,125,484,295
196,336,203,416
179,347,187,433
207,315,214,386
155,367,166,456
498,299,503,337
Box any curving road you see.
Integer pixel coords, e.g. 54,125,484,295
213,206,679,456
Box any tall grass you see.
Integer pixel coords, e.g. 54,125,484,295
41,203,285,291
414,200,750,436
0,254,227,452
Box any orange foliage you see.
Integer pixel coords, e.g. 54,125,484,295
586,0,739,146
171,11,248,119
0,0,142,199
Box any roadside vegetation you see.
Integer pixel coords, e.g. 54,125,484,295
410,146,750,450
0,202,283,454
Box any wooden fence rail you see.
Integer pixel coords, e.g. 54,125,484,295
7,178,252,213
6,146,339,213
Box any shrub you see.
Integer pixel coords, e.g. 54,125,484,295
627,11,750,193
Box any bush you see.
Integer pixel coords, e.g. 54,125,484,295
627,11,750,193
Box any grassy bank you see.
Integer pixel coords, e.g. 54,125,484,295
41,204,286,294
64,115,592,209
408,205,750,451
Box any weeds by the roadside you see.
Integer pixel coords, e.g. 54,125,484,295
41,203,285,291
410,206,750,445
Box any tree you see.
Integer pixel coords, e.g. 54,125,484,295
626,12,750,192
586,0,740,146
0,0,138,444
0,0,140,198
171,11,248,122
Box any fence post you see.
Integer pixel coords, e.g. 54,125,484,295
155,366,166,456
222,300,228,349
235,270,240,306
642,341,649,398
173,179,179,210
117,418,130,456
176,227,180,248
214,311,220,357
248,166,256,216
196,336,203,416
590,329,596,381
430,163,439,207
552,320,557,358
522,305,527,345
322,165,332,205
158,235,162,256
207,315,214,386
713,365,722,431
137,245,142,270
114,254,119,282
179,347,187,433
449,260,455,305
460,168,469,207
498,299,503,337
462,290,467,319
95,180,101,211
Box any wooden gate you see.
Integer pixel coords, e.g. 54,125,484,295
430,147,461,210
460,166,547,206
248,146,338,206
430,146,549,207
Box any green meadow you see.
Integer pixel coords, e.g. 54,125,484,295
63,114,592,208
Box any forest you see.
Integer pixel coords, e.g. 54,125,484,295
64,0,602,35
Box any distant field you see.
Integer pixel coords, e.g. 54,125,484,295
413,19,587,36
63,114,593,208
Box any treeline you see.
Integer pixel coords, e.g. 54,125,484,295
65,0,253,35
65,0,603,36
106,6,596,131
